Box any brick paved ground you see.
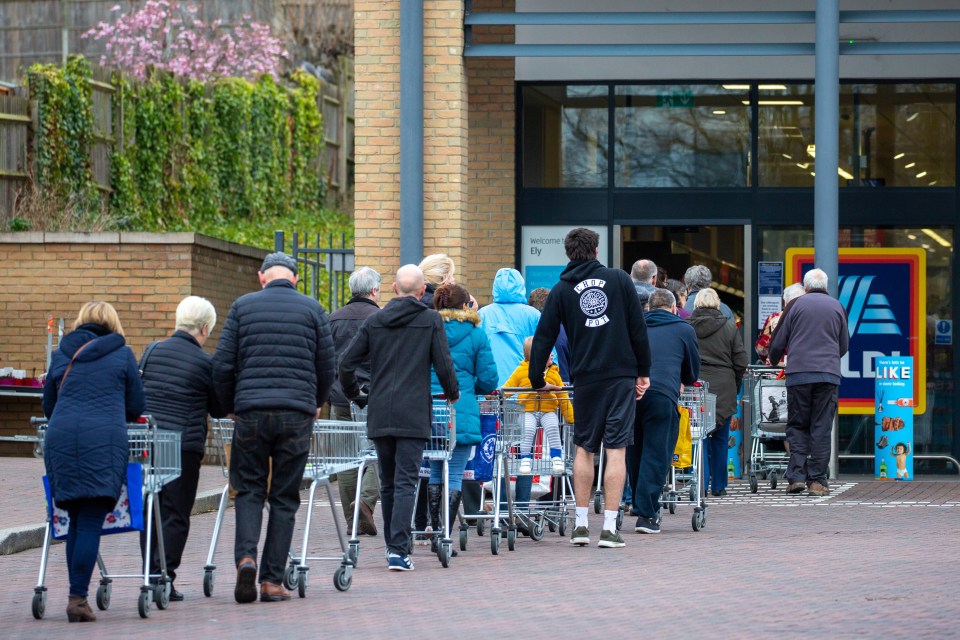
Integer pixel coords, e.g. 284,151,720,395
1,464,958,639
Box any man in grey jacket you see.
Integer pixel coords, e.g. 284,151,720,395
630,259,658,309
339,264,459,571
769,268,849,497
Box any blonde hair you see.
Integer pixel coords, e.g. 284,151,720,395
419,254,455,286
523,336,533,361
175,296,217,334
694,287,721,310
73,301,124,337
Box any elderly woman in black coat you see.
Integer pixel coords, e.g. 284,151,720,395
688,289,748,497
43,302,145,622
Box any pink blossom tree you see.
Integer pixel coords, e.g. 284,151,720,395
84,1,288,81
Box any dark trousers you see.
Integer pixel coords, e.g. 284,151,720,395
460,480,482,519
64,498,114,597
704,418,731,492
785,382,837,487
627,393,679,519
140,449,202,584
230,411,312,584
373,436,426,556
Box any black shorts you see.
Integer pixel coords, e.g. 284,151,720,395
572,377,637,453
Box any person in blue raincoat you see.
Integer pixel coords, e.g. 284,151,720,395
478,268,542,386
428,283,498,554
43,301,145,622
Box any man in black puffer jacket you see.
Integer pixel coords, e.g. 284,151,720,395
213,252,335,604
339,264,459,572
139,296,225,602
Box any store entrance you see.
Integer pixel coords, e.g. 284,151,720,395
621,225,746,322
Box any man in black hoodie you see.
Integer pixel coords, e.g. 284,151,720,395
629,289,701,534
339,264,459,571
530,228,651,549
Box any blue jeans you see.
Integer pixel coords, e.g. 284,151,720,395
429,443,471,492
627,393,680,519
374,436,427,555
704,418,731,492
64,498,114,597
230,410,312,584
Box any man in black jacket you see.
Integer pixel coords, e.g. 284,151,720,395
212,252,335,604
530,227,651,549
339,264,459,571
328,266,382,535
139,296,225,601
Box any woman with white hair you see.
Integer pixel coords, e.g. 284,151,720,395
755,283,805,365
139,296,226,602
688,288,748,497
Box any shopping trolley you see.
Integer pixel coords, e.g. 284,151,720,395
345,402,377,568
408,397,457,566
201,418,233,598
283,417,368,595
658,383,716,532
743,365,789,492
31,415,182,620
455,395,499,552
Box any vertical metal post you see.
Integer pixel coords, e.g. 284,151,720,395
400,0,424,266
815,0,840,480
274,230,285,253
61,0,70,64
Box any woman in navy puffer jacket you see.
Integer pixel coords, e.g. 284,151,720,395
428,284,498,553
43,302,145,622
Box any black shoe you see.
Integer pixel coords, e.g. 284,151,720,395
234,558,258,604
634,516,660,534
169,588,184,602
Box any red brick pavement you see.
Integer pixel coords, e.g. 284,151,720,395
1,475,959,638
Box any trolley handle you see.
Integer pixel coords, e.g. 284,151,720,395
499,386,574,394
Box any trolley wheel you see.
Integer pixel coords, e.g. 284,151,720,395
31,591,46,620
490,529,501,555
547,520,556,533
761,469,769,480
558,515,566,537
692,508,705,532
438,542,451,568
297,571,307,599
476,519,485,536
138,590,151,619
96,582,111,610
282,564,299,590
459,527,468,551
770,471,778,490
593,493,602,514
749,474,759,493
689,484,697,502
616,508,624,531
507,527,517,551
530,520,545,541
348,542,360,565
333,566,352,592
668,499,676,515
203,570,214,598
154,580,170,610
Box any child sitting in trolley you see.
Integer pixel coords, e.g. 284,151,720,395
504,337,574,475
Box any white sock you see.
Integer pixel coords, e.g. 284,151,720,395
603,510,618,532
575,506,588,528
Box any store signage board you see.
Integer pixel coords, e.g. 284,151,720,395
785,248,926,415
520,226,608,293
757,261,783,324
874,356,914,481
656,93,694,108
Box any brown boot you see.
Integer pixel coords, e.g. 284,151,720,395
807,481,831,497
66,595,96,622
259,581,291,602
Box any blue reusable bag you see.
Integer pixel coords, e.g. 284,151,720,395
43,463,144,539
463,413,496,483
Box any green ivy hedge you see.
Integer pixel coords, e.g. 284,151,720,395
23,56,349,250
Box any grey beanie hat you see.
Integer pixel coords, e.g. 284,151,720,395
260,252,298,275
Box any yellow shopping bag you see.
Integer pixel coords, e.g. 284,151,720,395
672,405,692,468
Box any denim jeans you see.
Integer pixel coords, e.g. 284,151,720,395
703,417,731,492
230,410,312,584
373,436,427,555
429,443,471,492
64,498,114,597
627,392,680,519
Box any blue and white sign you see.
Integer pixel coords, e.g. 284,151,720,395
935,319,952,346
874,356,914,481
520,225,608,293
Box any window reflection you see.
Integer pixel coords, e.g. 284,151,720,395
614,85,750,187
522,85,608,188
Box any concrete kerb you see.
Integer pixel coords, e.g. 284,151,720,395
0,486,229,556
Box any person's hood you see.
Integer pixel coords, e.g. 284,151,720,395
688,307,728,338
491,268,527,304
60,326,126,361
379,296,429,328
644,308,688,328
439,308,481,347
559,259,603,284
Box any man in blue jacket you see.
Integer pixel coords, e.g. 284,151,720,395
213,252,335,604
530,228,651,549
629,288,701,534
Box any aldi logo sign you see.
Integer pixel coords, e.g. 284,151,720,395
785,248,926,415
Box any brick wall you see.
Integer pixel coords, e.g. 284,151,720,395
0,232,264,455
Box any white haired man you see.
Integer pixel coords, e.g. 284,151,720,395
630,259,658,309
768,268,849,497
682,264,735,322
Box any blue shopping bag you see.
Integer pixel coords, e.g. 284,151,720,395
43,463,144,539
463,413,496,483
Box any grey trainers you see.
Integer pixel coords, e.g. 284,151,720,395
570,526,590,546
597,529,625,548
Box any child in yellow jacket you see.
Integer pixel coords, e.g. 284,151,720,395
504,338,574,475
